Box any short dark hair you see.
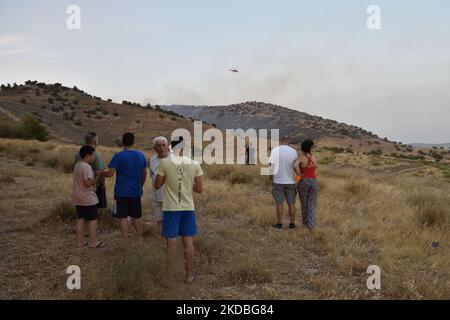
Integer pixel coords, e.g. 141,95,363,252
170,136,184,149
301,139,314,153
122,132,135,147
79,145,96,159
85,132,97,145
280,135,290,143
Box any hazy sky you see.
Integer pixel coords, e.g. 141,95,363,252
1,0,449,143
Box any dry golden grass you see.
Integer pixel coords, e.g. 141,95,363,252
1,137,450,299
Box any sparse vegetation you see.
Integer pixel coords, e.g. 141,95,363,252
0,138,450,299
0,169,16,184
318,156,335,165
227,256,273,285
0,115,49,141
45,201,76,223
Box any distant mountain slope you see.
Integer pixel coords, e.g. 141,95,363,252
2,82,447,160
411,143,450,148
0,81,207,148
162,102,404,154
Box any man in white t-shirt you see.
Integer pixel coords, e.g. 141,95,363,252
149,136,170,235
268,135,298,229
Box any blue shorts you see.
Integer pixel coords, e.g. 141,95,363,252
162,210,197,238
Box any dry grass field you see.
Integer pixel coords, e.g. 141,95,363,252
1,137,449,299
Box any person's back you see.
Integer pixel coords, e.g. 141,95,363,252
158,155,202,211
268,137,298,229
72,161,97,206
296,139,319,230
270,145,298,184
155,148,203,286
299,153,317,179
102,132,147,239
110,149,147,197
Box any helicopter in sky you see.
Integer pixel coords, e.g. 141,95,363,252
228,68,239,73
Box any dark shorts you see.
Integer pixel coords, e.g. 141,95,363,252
96,185,107,209
76,205,98,221
271,183,297,205
162,211,197,238
114,197,142,219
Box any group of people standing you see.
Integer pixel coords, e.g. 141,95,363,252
72,132,202,285
71,132,318,286
269,136,318,230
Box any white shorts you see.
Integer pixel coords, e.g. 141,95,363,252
152,200,163,222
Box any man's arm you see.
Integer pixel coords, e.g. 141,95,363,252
98,168,116,178
142,168,147,186
293,157,301,175
193,175,203,194
94,153,107,185
155,174,165,190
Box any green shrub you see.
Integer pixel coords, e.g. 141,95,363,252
319,156,336,165
0,120,21,138
369,148,383,156
20,115,49,141
0,115,49,141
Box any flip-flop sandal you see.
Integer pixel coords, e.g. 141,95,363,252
91,242,106,249
185,275,195,285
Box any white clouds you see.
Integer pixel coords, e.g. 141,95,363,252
0,34,24,46
0,34,33,56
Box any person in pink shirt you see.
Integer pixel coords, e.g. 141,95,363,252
72,145,106,248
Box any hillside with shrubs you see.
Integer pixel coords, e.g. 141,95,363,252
0,81,208,148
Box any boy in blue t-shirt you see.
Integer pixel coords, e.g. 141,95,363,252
99,132,147,238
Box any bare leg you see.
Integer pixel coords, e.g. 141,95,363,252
182,236,195,283
133,217,143,237
288,204,296,224
76,219,85,247
157,220,163,236
165,238,177,287
88,220,98,247
119,218,128,239
157,220,166,244
276,204,283,225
